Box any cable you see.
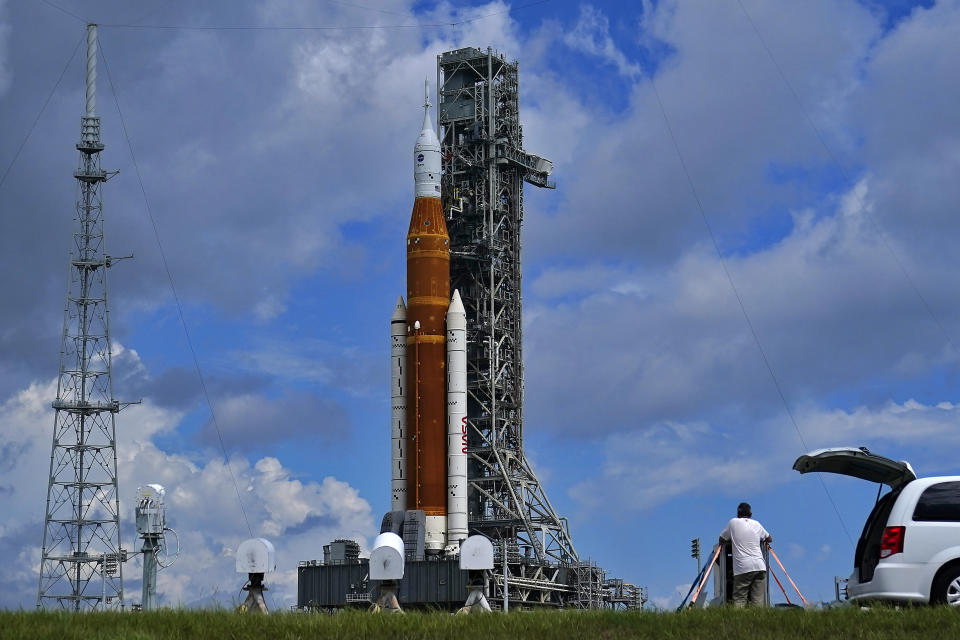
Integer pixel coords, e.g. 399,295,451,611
648,71,855,546
37,0,87,23
0,33,84,194
157,527,180,568
97,0,552,31
323,0,411,18
101,22,423,31
98,41,254,539
734,0,959,357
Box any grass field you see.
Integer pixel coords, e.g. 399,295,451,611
3,607,959,640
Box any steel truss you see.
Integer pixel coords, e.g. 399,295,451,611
437,47,571,569
437,47,644,610
37,24,128,611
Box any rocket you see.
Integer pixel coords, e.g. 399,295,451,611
390,81,468,555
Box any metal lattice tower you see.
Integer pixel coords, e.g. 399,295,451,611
437,48,575,566
37,24,127,610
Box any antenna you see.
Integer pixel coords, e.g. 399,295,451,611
136,484,179,610
237,538,275,613
37,23,134,611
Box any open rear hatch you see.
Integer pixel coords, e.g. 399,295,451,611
793,447,917,585
793,447,916,489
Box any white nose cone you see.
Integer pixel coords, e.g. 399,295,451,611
414,79,441,199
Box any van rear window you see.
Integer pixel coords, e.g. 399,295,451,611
913,482,960,522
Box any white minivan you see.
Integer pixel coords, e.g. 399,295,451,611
794,447,960,605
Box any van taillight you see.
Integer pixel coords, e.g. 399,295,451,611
879,526,905,558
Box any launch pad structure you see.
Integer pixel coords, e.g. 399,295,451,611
439,45,644,610
299,47,645,611
440,47,595,604
438,48,564,563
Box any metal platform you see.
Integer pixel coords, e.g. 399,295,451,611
296,552,644,611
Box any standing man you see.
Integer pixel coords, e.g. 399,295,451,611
719,502,772,607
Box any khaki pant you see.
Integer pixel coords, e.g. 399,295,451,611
732,570,766,607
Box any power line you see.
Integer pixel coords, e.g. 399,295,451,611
36,0,171,28
647,71,856,547
37,0,87,23
0,34,84,194
323,0,411,18
98,41,254,539
97,0,552,31
101,22,423,31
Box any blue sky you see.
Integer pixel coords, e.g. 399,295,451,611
2,0,959,609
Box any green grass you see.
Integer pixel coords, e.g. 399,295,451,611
2,607,959,640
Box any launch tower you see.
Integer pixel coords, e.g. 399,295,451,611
437,48,573,567
37,24,128,610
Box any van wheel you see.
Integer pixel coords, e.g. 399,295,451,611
932,566,960,606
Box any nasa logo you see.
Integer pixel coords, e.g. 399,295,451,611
417,153,424,163
461,416,468,454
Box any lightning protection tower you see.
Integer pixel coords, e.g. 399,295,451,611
37,24,129,610
437,48,574,567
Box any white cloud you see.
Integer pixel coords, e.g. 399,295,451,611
0,368,374,608
232,337,381,397
571,397,960,516
649,583,690,611
570,421,768,513
563,5,641,78
119,442,373,606
196,390,351,451
526,178,960,436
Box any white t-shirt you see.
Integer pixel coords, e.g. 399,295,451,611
719,517,770,575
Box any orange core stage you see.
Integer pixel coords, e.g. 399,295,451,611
405,196,449,518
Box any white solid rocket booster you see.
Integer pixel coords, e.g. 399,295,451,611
390,296,407,512
446,289,468,549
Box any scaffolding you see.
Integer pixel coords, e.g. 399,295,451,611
438,47,568,572
604,578,648,610
436,46,644,610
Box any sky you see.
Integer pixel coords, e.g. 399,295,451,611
1,0,959,610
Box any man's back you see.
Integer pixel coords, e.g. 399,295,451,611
720,517,769,575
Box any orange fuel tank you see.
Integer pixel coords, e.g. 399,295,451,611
405,196,449,523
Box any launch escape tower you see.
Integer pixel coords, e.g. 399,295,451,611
37,24,129,610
